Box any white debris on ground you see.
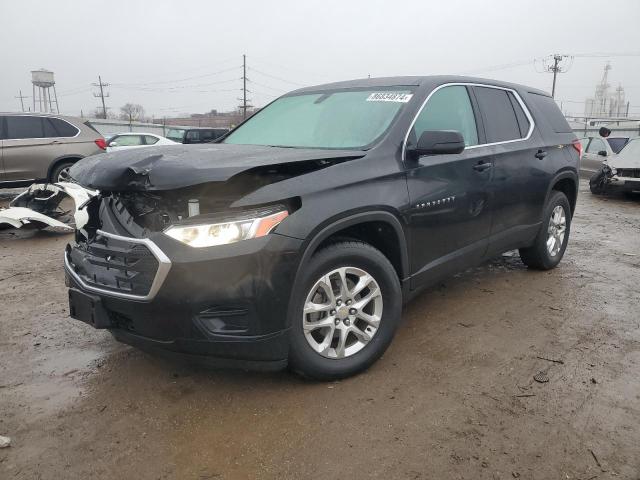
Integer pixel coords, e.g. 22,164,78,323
0,182,96,233
0,435,11,448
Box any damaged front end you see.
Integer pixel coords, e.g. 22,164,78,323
0,182,97,233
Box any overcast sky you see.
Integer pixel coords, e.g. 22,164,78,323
1,0,639,119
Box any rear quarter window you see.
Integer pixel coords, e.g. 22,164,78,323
49,118,79,137
473,87,521,143
528,93,572,133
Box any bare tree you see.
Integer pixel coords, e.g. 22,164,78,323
119,103,145,123
92,107,116,119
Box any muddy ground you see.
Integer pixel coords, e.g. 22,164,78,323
1,181,639,480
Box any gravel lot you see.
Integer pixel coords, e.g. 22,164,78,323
1,181,639,480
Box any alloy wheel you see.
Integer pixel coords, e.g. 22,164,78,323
547,205,566,257
302,266,383,359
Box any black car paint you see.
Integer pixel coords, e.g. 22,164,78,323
66,76,579,368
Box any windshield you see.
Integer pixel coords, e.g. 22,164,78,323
606,137,629,154
166,128,186,142
223,89,414,149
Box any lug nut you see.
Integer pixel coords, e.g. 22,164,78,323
344,318,350,326
346,299,352,306
349,308,356,315
330,309,336,315
336,299,342,306
334,318,340,325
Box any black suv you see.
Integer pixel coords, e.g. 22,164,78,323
65,76,580,380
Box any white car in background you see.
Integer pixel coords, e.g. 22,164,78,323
105,133,178,152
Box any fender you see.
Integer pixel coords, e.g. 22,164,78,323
542,168,579,219
294,209,410,282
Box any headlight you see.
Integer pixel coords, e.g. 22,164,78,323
164,209,288,248
611,168,617,176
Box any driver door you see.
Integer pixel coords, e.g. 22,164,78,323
405,85,493,288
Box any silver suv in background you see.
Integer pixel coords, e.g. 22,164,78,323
0,113,106,186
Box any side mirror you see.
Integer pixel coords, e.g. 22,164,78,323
597,150,608,157
415,130,466,156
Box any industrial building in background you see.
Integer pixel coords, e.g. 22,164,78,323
31,68,59,114
584,62,629,119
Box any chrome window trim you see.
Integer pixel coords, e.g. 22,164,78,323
64,229,172,302
2,113,81,140
402,82,536,160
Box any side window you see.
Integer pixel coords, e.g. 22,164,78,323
409,85,478,147
186,130,200,142
6,116,45,140
43,118,58,137
200,130,215,142
49,118,79,137
474,87,521,143
113,135,144,146
144,135,159,145
586,138,606,154
507,92,531,138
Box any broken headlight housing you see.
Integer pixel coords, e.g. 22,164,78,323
164,209,288,248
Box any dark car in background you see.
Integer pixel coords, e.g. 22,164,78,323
0,113,105,186
66,76,580,380
165,127,229,144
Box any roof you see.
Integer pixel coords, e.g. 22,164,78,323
289,75,550,97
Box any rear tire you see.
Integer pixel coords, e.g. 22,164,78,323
519,191,571,270
49,161,75,183
288,241,401,380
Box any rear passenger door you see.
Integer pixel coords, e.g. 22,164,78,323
406,85,493,288
472,86,546,253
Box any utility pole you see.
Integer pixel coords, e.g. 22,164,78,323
15,90,29,112
545,54,571,98
92,75,110,119
238,54,252,120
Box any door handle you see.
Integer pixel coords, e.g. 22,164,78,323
473,161,493,172
535,149,547,160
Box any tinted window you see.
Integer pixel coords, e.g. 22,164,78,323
606,137,629,154
529,93,572,133
186,130,200,142
409,85,478,147
586,138,606,154
6,116,45,139
144,135,159,145
200,130,215,142
508,92,530,138
43,118,58,137
49,118,79,137
474,87,521,143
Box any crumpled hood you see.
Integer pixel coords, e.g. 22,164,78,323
610,155,640,169
70,143,365,191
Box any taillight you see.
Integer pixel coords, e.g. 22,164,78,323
572,139,582,159
95,138,107,150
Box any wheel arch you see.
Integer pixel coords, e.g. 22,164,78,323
294,210,410,283
546,170,578,217
47,154,84,181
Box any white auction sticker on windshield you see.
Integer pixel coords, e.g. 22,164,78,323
366,92,413,103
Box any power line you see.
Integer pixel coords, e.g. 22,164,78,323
112,65,242,87
247,66,306,87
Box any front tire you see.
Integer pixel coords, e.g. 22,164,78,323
519,190,571,270
288,241,402,380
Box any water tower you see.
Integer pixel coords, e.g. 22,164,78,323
31,69,59,113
